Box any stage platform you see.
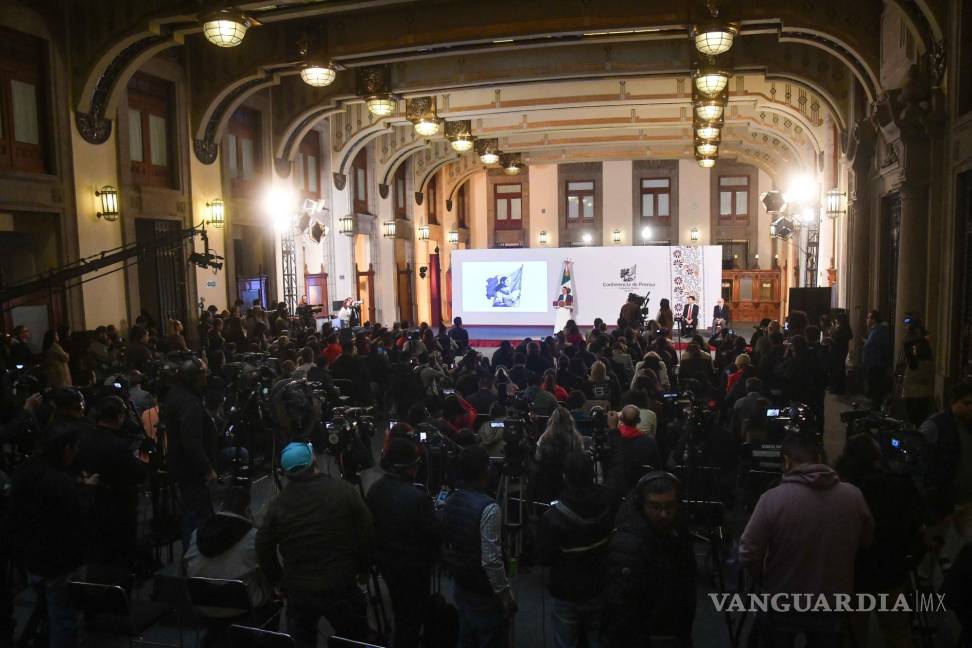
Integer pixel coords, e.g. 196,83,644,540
465,323,757,348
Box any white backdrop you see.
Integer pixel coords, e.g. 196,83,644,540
452,245,722,328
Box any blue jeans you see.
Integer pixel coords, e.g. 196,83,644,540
28,571,79,648
179,482,213,549
550,595,604,648
455,588,508,648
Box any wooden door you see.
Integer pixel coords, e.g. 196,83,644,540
356,263,376,325
397,263,414,324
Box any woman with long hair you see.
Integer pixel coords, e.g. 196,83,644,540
533,406,587,502
585,360,620,408
656,298,675,333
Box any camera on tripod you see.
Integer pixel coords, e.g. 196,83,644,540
840,408,925,476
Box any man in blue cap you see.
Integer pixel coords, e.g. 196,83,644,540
256,442,376,647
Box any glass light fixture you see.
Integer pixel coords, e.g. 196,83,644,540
448,229,459,244
339,215,354,236
693,67,730,97
612,229,622,244
538,230,548,246
692,24,738,56
695,102,725,122
476,138,501,165
696,125,721,140
697,156,716,168
503,161,522,175
96,185,119,221
366,95,396,117
382,221,396,238
690,227,701,242
418,224,430,241
450,134,474,152
207,199,225,228
825,188,845,217
414,117,440,137
641,226,652,240
696,142,718,157
480,151,499,165
300,63,336,88
202,9,250,47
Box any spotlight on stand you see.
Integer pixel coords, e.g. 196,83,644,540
771,216,796,240
761,190,787,214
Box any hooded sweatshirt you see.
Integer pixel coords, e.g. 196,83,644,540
184,512,272,615
739,463,874,596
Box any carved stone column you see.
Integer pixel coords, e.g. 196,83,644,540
844,120,875,353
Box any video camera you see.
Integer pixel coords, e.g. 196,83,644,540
840,408,925,476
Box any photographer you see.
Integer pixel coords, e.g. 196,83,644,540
605,471,696,646
164,358,219,548
604,405,661,504
366,438,441,648
536,452,613,648
257,442,375,647
919,381,972,518
619,294,642,329
835,434,924,648
441,445,516,647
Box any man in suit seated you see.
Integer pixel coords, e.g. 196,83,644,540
681,296,700,336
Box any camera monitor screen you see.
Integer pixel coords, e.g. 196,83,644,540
766,408,781,417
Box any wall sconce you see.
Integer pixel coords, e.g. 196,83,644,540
612,229,622,244
753,253,760,268
382,221,396,238
690,227,701,242
207,199,225,228
96,185,119,221
825,188,846,218
339,215,354,236
641,226,652,241
582,232,593,244
418,224,430,241
538,230,548,246
448,228,459,245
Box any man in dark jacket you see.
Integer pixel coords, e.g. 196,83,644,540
366,438,441,648
256,442,375,648
861,310,893,408
441,445,516,647
604,405,662,504
605,471,696,646
164,358,219,548
75,395,147,567
449,317,470,354
13,425,91,648
536,452,613,648
466,375,498,415
919,381,972,517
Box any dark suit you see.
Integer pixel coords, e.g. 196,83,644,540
681,303,700,335
713,304,730,325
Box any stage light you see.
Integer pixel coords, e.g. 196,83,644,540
690,227,701,242
801,207,817,224
206,199,225,228
582,232,593,244
784,173,816,205
641,226,652,240
612,229,622,244
201,9,250,48
761,190,786,214
538,230,548,246
264,186,297,233
95,185,119,221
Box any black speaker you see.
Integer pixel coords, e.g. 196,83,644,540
788,287,832,325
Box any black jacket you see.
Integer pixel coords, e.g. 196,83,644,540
256,472,375,595
366,473,441,575
605,498,696,644
163,384,218,485
12,458,86,576
604,432,662,503
536,485,613,601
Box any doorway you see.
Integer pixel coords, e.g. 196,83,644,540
134,218,187,330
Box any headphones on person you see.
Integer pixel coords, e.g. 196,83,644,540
632,469,682,508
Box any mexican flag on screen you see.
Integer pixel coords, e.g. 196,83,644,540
561,261,573,293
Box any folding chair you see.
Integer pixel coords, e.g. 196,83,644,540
69,579,182,647
228,624,295,648
186,577,281,646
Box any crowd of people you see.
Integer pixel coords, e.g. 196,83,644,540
0,296,969,648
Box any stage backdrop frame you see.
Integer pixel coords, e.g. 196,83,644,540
451,245,722,328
